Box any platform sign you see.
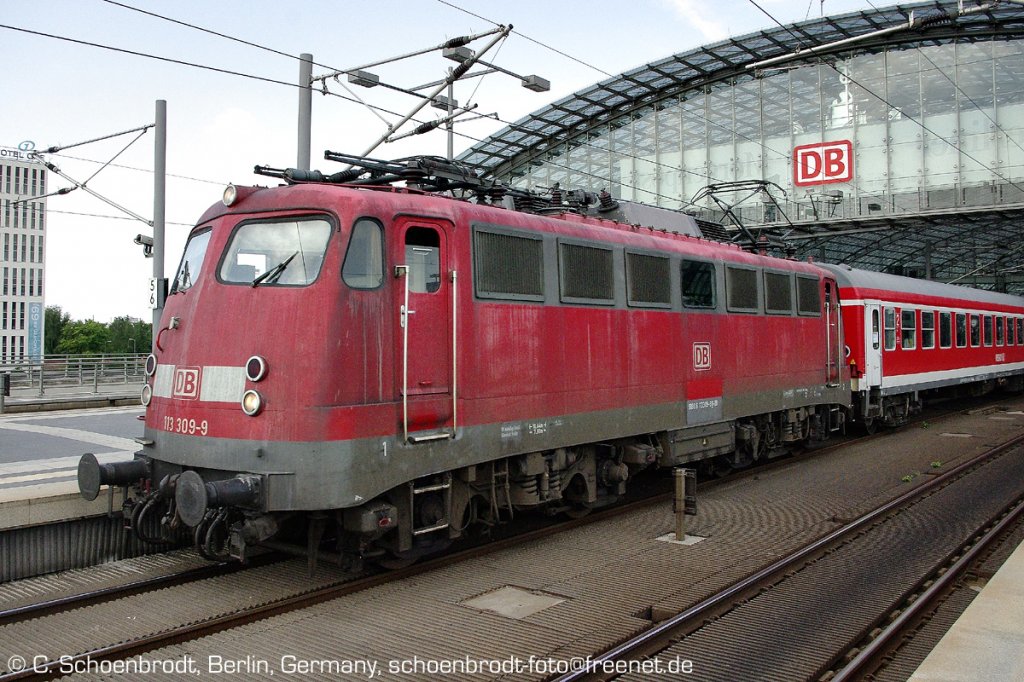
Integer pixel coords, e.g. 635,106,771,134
793,140,853,187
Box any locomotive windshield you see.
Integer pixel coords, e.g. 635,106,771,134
220,218,332,286
171,228,211,294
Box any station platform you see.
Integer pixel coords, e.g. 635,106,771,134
908,537,1024,681
0,405,139,530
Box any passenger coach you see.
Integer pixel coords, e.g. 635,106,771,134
820,264,1024,431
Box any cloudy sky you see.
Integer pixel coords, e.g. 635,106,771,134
2,0,881,322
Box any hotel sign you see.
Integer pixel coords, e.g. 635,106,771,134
793,140,853,187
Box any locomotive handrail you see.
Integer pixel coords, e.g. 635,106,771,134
396,264,411,443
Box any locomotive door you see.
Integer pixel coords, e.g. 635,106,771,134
825,279,842,386
393,218,455,442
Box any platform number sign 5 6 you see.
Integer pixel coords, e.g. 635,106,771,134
693,342,712,371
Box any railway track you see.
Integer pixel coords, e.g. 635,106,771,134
551,431,1024,682
0,398,1010,681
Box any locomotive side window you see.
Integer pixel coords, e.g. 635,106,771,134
625,252,671,308
473,228,544,301
405,227,441,294
342,219,384,290
559,242,614,304
763,271,793,315
725,266,759,313
796,275,821,316
939,312,952,348
170,228,211,293
680,259,715,309
921,311,935,349
220,218,331,286
901,309,917,350
956,313,967,348
996,316,1004,346
884,307,897,351
983,315,993,346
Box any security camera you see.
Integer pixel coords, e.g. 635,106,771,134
134,233,154,257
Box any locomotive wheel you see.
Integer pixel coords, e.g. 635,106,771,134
563,475,592,518
861,417,878,435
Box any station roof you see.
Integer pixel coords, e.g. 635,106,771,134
459,0,1024,294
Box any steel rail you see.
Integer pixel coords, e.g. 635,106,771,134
551,431,1024,682
831,494,1024,681
0,400,994,681
0,552,283,627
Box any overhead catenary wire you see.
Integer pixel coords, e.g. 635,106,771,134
2,15,706,208
92,0,727,204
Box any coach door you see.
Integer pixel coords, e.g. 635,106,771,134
393,218,455,442
863,303,883,388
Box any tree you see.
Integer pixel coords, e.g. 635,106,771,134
107,316,152,354
55,320,111,355
45,306,71,355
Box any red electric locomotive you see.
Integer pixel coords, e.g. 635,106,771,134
819,264,1024,431
80,155,850,566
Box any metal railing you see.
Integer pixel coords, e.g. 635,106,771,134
0,354,147,398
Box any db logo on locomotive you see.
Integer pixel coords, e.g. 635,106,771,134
693,343,712,371
172,367,202,400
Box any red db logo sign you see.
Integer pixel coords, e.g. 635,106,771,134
173,367,202,400
793,140,853,187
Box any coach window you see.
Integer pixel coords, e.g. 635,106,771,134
996,317,1005,346
559,241,614,305
1006,317,1015,346
473,227,544,301
872,309,881,350
342,219,384,289
921,311,935,349
626,252,671,308
901,310,917,350
884,307,897,351
1018,318,1023,345
764,271,793,315
726,266,759,313
956,313,968,348
983,315,993,346
681,259,716,309
939,312,952,349
970,315,981,347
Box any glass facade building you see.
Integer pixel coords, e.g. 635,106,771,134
462,1,1024,291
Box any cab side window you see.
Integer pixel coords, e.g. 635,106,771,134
342,219,385,289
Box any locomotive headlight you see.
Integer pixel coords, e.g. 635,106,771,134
145,353,158,377
141,384,153,407
246,355,268,382
222,184,239,206
241,389,263,416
